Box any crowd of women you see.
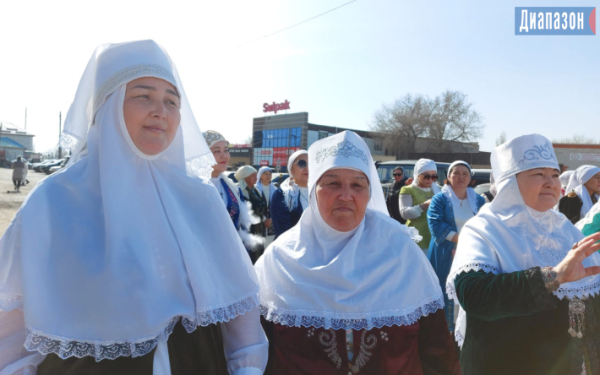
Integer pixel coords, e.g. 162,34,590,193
2,39,600,375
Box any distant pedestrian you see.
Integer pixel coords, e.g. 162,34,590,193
236,165,269,263
399,158,441,252
11,156,26,192
270,150,309,238
386,166,408,224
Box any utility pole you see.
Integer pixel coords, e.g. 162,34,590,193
58,112,62,159
24,108,27,131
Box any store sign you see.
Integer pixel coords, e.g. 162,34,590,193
260,160,269,166
570,153,600,162
263,100,291,114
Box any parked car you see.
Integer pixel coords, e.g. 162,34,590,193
474,183,491,196
377,160,451,196
470,169,492,187
33,160,56,172
41,159,65,174
48,157,70,174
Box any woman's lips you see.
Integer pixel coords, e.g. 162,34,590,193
143,125,165,133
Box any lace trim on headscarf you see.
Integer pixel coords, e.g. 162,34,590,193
259,295,443,330
23,292,259,361
93,64,176,115
185,153,215,179
445,262,500,300
59,132,83,153
0,293,23,312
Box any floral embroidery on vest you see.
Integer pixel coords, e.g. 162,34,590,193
316,328,384,374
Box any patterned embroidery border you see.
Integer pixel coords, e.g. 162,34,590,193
203,130,227,148
93,64,176,115
518,141,556,165
315,140,368,165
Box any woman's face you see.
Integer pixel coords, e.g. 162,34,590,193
417,170,437,188
123,77,181,155
245,173,258,188
260,170,272,185
449,165,471,190
210,141,230,174
516,168,561,211
584,173,600,195
316,168,370,232
291,154,309,186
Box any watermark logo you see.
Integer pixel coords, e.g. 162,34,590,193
515,7,596,35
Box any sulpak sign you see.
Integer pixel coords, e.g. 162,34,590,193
263,100,291,114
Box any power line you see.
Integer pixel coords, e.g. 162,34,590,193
237,0,358,47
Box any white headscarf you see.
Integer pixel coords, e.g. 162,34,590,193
61,41,214,178
235,165,258,197
287,149,307,174
281,150,308,211
0,40,259,360
442,160,479,215
565,165,600,217
256,166,276,204
255,131,437,330
446,134,600,346
560,170,574,189
412,158,441,194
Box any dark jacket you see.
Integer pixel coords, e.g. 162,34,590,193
270,188,304,238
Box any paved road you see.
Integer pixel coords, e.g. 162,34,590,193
0,167,49,237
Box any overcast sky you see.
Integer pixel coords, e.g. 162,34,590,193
1,0,598,153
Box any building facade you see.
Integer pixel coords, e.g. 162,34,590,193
553,144,600,170
0,126,35,165
252,112,383,171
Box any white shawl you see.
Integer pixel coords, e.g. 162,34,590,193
446,134,600,346
0,40,260,361
256,131,437,330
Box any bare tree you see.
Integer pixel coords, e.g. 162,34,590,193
495,131,507,146
370,90,484,158
553,134,599,145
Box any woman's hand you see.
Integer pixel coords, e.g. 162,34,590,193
419,199,432,211
553,232,600,284
405,177,414,185
451,234,459,243
264,218,272,228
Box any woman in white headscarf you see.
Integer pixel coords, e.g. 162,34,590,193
427,161,486,333
559,165,600,224
399,158,441,251
235,166,268,263
256,131,459,375
270,149,309,238
256,166,276,244
560,170,575,196
256,167,276,209
446,134,600,375
204,130,264,253
0,40,267,375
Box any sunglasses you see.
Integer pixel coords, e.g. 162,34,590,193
422,174,438,181
393,173,403,177
294,159,308,169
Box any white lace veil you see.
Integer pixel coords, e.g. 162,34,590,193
255,131,439,330
0,40,259,361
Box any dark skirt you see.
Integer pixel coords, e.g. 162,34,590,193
37,322,228,375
